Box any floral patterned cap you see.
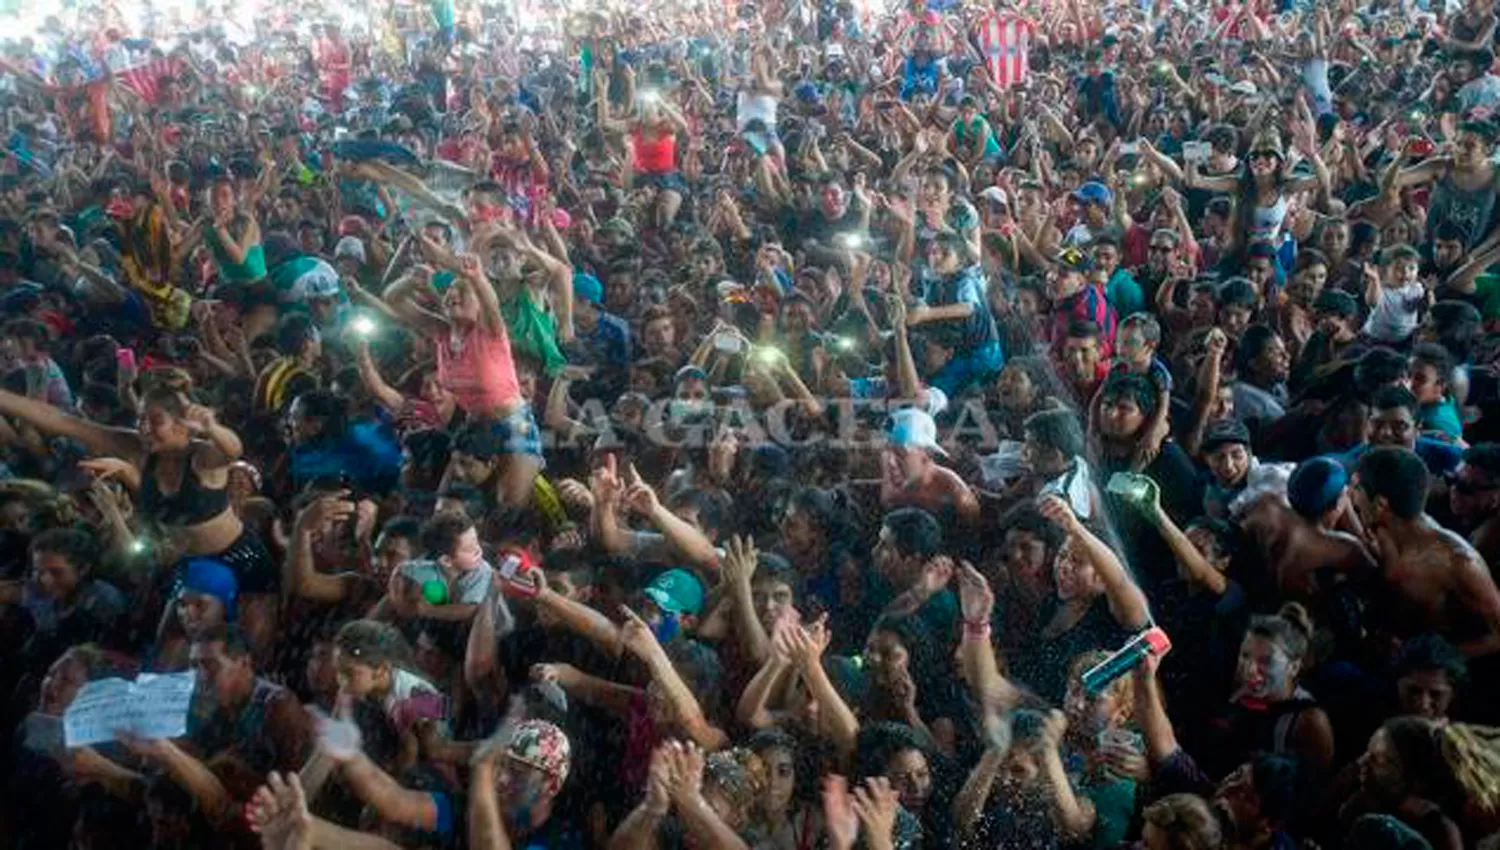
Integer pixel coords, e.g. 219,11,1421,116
507,720,571,789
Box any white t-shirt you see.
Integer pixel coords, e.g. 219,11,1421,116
736,90,779,133
1362,282,1426,343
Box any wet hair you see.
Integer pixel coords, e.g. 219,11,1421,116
1426,301,1482,364
1099,371,1159,418
1246,602,1314,664
274,312,318,358
1432,221,1466,244
291,391,349,440
785,486,855,542
668,488,731,539
1184,517,1238,559
1354,348,1411,397
1218,278,1259,309
419,510,475,558
1141,794,1223,850
334,619,417,671
1119,312,1162,345
1393,634,1469,688
1233,325,1280,376
1371,385,1418,416
1410,342,1453,385
192,623,255,658
1024,407,1086,458
1356,446,1430,519
1462,443,1500,481
377,516,422,544
881,507,943,560
402,428,453,473
1293,248,1330,273
751,551,799,593
28,527,97,573
665,638,723,699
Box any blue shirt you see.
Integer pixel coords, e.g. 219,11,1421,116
916,262,998,355
290,421,403,493
581,311,631,366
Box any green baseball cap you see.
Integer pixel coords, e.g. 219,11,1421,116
644,568,705,617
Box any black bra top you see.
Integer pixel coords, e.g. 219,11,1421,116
140,446,231,527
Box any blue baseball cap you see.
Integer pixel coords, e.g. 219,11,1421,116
1072,181,1113,207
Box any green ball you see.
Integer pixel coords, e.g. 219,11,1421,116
421,580,449,606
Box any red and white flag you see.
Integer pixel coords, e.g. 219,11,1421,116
975,13,1033,89
113,57,184,104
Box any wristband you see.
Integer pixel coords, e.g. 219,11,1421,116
962,619,992,640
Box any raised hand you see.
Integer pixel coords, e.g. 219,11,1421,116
1037,494,1082,534
179,399,219,434
296,493,356,531
619,605,663,661
721,535,758,587
589,453,627,510
852,777,899,844
663,740,705,806
1040,708,1068,750
622,463,661,516
644,742,674,814
917,555,956,598
955,560,995,624
823,775,858,850
247,771,313,850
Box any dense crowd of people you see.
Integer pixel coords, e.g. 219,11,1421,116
6,0,1500,848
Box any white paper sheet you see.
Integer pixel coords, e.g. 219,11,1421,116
63,672,198,748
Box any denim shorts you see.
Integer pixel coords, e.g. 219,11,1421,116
482,403,545,462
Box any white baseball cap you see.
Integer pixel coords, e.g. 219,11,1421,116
889,407,948,457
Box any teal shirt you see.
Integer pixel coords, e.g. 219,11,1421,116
952,116,1002,159
1419,396,1464,442
1081,773,1137,848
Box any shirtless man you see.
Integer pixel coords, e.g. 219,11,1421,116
1353,446,1500,658
1237,456,1377,603
880,407,981,526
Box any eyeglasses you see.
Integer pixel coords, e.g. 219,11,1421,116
1249,151,1279,162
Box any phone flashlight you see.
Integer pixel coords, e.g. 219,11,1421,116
350,315,377,338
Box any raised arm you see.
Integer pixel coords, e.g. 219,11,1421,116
621,608,728,751
0,388,143,462
719,536,771,663
285,496,364,603
1039,496,1152,629
621,464,722,574
381,266,451,339
469,739,516,850
352,339,407,412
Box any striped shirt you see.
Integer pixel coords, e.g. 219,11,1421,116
974,13,1033,89
1050,283,1118,359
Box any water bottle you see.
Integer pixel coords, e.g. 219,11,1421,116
1082,626,1171,696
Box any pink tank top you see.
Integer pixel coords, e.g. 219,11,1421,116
435,323,522,415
